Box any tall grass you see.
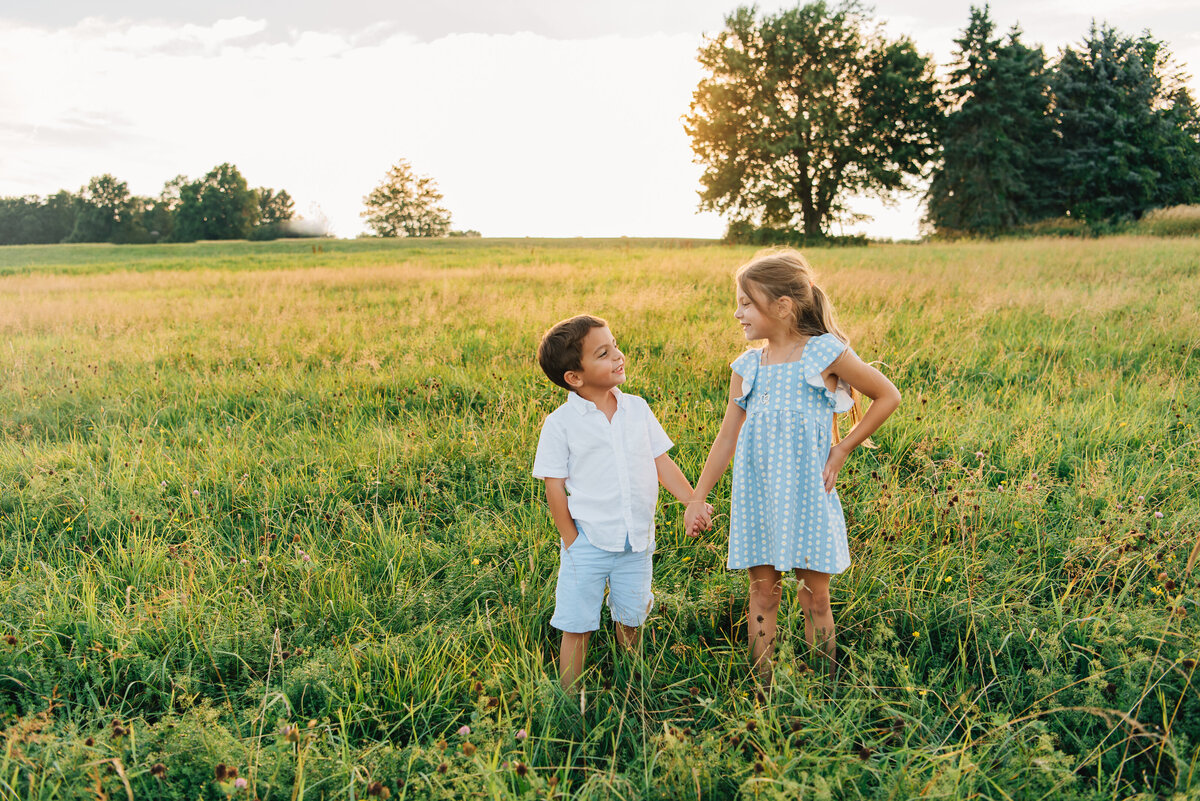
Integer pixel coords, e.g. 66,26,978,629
0,236,1197,799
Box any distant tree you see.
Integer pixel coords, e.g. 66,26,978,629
256,188,295,225
136,176,188,242
0,192,78,245
41,190,80,243
684,1,941,236
173,163,259,241
361,160,452,237
1054,25,1200,221
67,174,134,243
925,6,1059,234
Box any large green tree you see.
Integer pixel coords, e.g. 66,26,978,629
925,7,1059,234
361,160,452,238
684,1,941,236
67,174,133,243
1054,25,1200,221
256,188,295,225
174,163,259,241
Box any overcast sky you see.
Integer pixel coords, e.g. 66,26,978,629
2,1,1198,239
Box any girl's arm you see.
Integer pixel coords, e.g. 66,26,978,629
685,372,747,533
821,352,901,492
655,454,712,534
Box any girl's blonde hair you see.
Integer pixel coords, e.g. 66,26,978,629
735,248,869,445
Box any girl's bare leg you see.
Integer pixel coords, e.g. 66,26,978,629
559,631,591,691
794,569,835,668
747,565,783,684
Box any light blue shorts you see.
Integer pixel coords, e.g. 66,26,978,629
550,525,655,633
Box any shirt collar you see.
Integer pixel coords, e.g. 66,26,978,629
567,386,624,415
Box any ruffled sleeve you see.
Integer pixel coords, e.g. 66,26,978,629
730,348,761,409
805,333,855,413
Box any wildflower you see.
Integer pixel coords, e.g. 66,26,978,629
281,724,301,743
1116,504,1122,510
1155,512,1164,519
514,761,528,777
160,481,167,488
913,631,921,639
515,728,527,741
1138,495,1144,502
457,725,471,736
944,577,952,583
471,558,480,565
461,742,476,756
974,451,983,458
234,777,248,790
436,739,447,751
192,489,200,496
150,763,166,778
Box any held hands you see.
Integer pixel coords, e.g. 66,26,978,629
684,499,714,538
822,442,849,494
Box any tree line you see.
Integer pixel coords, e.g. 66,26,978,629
0,163,302,246
687,2,1200,240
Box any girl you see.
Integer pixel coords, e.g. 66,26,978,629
685,250,900,684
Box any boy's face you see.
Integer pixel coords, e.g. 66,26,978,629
565,326,625,393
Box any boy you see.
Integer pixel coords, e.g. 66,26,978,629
533,314,710,690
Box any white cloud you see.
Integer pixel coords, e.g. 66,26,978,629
0,19,724,238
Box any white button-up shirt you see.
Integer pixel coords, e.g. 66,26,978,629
532,388,673,553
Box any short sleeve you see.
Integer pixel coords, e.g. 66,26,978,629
532,415,569,479
730,349,761,409
643,403,674,458
805,333,855,413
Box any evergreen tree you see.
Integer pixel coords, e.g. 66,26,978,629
1054,25,1200,221
925,6,1057,234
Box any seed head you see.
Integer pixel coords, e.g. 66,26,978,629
150,763,166,778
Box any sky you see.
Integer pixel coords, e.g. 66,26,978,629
2,1,1198,240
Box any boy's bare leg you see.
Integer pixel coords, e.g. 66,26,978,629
747,565,783,686
795,569,836,670
559,631,591,691
614,622,639,650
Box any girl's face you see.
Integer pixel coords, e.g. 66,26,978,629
734,282,788,341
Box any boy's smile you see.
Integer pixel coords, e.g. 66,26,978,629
568,326,626,393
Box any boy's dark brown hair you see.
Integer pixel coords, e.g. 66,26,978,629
537,314,608,391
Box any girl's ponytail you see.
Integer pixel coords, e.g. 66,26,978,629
810,283,871,446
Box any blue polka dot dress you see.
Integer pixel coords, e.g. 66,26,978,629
727,333,855,574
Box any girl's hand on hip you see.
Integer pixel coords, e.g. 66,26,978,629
822,443,849,494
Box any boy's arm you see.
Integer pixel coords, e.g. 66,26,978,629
654,453,694,504
544,478,580,548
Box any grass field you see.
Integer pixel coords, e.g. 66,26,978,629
0,236,1197,800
